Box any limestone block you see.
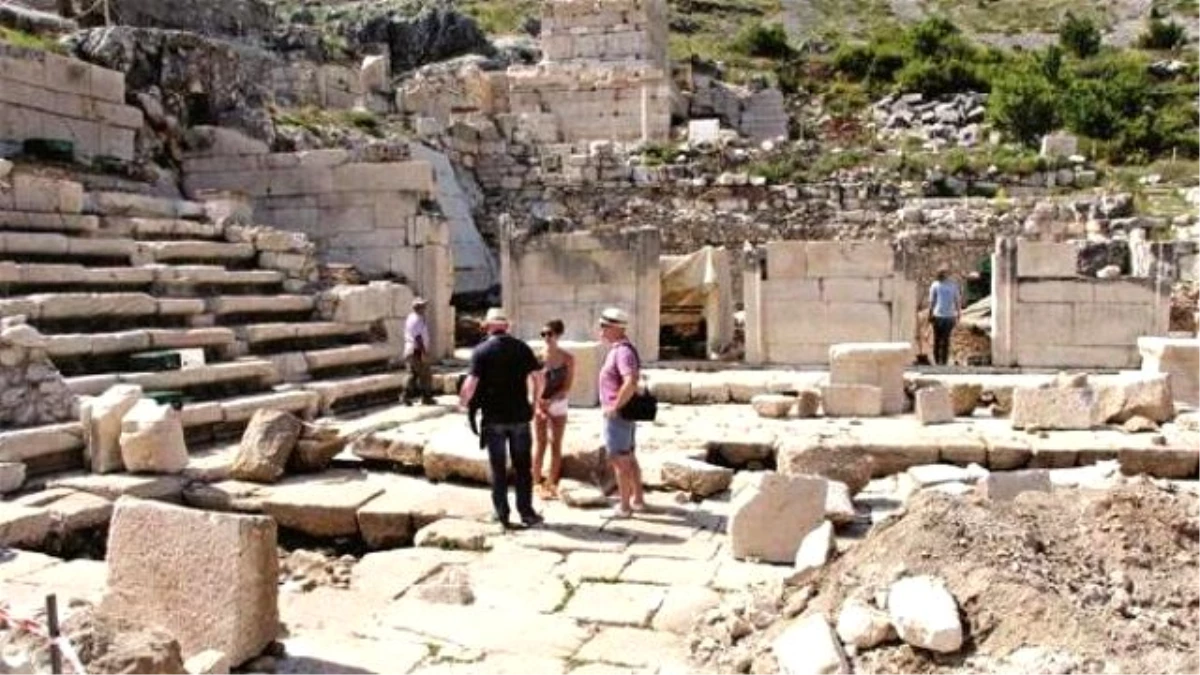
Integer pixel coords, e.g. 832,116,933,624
772,613,850,675
829,342,911,414
792,519,834,581
262,479,384,537
915,386,953,425
1074,303,1158,347
728,473,827,563
1139,337,1199,406
690,375,730,404
821,384,883,418
1016,241,1077,278
0,461,24,494
0,503,51,547
231,409,302,484
1094,372,1174,424
836,599,895,650
795,389,821,418
647,372,691,404
119,399,189,474
102,498,279,666
1010,385,1096,430
804,241,893,278
978,469,1050,501
949,383,982,417
81,384,143,474
777,438,874,495
317,281,411,323
764,241,807,280
660,457,733,497
751,394,794,419
888,575,962,653
423,426,492,484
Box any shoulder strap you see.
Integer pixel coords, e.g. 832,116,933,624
617,341,641,368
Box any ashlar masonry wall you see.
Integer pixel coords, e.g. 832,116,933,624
541,0,669,68
502,227,660,359
0,44,143,161
181,147,455,357
744,241,917,365
992,238,1170,369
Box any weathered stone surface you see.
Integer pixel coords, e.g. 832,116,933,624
1095,373,1175,424
262,477,383,537
729,473,827,563
792,519,834,581
751,394,794,419
652,586,722,634
102,497,278,665
777,439,873,495
288,434,345,473
120,399,189,474
423,426,491,484
413,517,499,551
231,409,302,483
795,389,821,418
411,566,475,605
705,431,776,467
824,480,855,525
82,384,143,474
354,480,440,549
49,473,184,502
14,488,113,534
772,613,850,675
836,598,895,649
978,469,1051,501
915,386,953,425
1117,446,1199,479
563,581,666,627
888,575,963,653
1138,337,1199,406
184,649,230,675
821,384,883,417
0,461,25,494
558,478,609,508
0,503,51,547
949,383,982,417
829,342,912,414
1011,385,1096,430
660,457,733,497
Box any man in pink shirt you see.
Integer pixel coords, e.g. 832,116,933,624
403,297,435,405
597,307,645,519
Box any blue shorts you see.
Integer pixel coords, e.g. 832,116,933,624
604,417,636,456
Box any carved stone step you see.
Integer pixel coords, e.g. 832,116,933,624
0,210,100,234
303,343,394,371
303,372,409,414
66,359,275,395
83,192,207,220
0,293,207,321
0,263,283,291
135,240,257,264
100,217,222,240
44,328,235,357
206,294,315,316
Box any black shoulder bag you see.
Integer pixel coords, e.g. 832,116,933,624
616,343,658,422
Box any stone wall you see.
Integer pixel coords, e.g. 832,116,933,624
743,241,917,365
0,44,142,161
541,0,668,68
181,147,455,357
992,239,1171,369
0,316,76,428
689,72,788,142
507,63,672,143
501,227,660,359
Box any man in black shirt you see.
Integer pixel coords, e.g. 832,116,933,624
458,308,544,528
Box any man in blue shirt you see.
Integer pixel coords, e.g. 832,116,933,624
928,269,962,366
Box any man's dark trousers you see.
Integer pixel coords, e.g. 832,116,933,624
482,422,536,523
932,316,956,365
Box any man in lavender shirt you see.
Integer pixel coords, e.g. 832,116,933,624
597,307,645,519
403,297,435,405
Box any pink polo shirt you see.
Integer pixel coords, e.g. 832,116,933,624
599,340,639,408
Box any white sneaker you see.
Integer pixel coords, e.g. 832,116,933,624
610,506,633,519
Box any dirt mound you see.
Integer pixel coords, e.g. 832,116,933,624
692,480,1200,674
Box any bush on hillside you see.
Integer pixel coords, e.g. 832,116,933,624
1137,17,1188,50
1059,12,1102,58
988,62,1061,146
733,21,793,59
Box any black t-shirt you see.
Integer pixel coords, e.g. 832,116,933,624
468,332,541,425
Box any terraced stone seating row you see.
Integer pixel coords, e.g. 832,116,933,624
0,173,420,476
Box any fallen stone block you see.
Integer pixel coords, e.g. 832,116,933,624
915,386,953,425
120,399,188,474
824,480,855,525
772,613,850,675
1095,372,1175,424
821,384,883,417
778,438,874,495
558,478,610,508
262,478,384,537
888,575,962,653
14,487,113,534
1011,385,1096,430
1138,336,1199,406
829,342,912,414
792,519,834,582
230,409,302,483
795,389,821,418
81,384,143,474
949,383,982,417
660,457,733,498
0,503,51,547
836,598,895,650
423,426,492,484
102,497,278,666
978,469,1051,501
751,394,794,419
413,518,499,551
729,473,827,563
0,461,25,494
288,425,345,473
1117,445,1199,479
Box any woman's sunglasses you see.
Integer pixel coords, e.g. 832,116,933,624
540,331,557,338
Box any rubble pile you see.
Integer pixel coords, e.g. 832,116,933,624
690,482,1200,674
871,92,989,149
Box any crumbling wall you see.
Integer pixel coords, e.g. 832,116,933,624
506,63,671,142
501,227,660,359
744,241,917,365
540,0,669,68
181,146,455,357
992,239,1171,369
0,44,143,161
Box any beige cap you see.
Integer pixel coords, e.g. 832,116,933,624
599,307,629,326
484,308,509,324
412,297,428,307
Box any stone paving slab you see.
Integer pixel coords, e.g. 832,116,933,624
352,548,476,601
710,557,792,592
281,630,429,675
509,523,632,554
557,551,630,583
411,653,567,675
574,627,687,668
0,548,60,581
619,556,718,586
562,581,666,627
652,585,723,634
365,598,590,660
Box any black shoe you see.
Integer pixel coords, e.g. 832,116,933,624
493,514,517,530
421,397,437,405
520,513,544,528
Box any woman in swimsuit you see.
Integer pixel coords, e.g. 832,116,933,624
533,319,574,499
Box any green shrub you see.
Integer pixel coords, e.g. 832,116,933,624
987,62,1060,146
733,21,793,59
895,57,988,97
1059,12,1102,58
1137,17,1188,50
